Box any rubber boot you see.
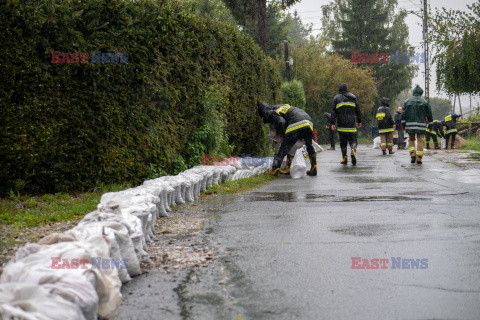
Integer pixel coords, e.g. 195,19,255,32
307,156,317,176
389,148,395,155
411,156,416,164
265,156,281,176
340,148,348,164
351,148,357,165
434,142,440,149
382,150,387,155
280,154,293,175
417,156,423,164
426,142,430,150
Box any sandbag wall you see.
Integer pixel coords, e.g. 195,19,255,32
0,158,272,320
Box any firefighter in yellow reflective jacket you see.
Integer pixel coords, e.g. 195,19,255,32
259,103,317,176
376,97,395,155
425,120,444,149
330,83,362,165
443,113,460,149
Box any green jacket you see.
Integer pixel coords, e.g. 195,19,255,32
401,85,433,134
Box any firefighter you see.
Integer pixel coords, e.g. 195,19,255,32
443,113,460,149
376,97,395,155
401,85,433,164
425,120,444,149
324,112,336,150
259,103,317,176
330,83,362,165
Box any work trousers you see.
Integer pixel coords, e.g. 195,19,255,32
380,132,394,151
339,132,357,158
425,132,439,148
328,128,336,148
445,133,456,149
408,133,425,162
273,127,316,168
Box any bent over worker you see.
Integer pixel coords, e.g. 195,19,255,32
330,83,362,165
376,97,395,155
443,113,460,149
401,85,433,164
426,120,444,150
258,103,317,176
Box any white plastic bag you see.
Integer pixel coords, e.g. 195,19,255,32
441,137,446,149
312,140,323,153
290,148,307,179
372,136,381,149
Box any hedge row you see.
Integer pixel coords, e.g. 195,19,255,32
0,0,281,195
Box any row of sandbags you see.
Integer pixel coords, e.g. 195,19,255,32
0,158,270,320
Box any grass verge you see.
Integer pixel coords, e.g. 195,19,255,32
0,184,130,229
203,174,277,195
460,136,480,152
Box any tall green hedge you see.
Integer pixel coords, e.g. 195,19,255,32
0,0,281,195
281,80,306,110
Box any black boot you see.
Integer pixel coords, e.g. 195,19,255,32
426,143,430,150
434,143,440,149
411,156,416,164
266,156,282,176
280,154,293,175
307,156,317,176
382,150,387,155
351,148,357,165
341,148,348,164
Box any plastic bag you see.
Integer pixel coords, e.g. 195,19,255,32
312,140,323,153
290,148,307,179
441,137,446,149
372,136,381,149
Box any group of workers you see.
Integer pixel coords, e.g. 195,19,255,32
258,83,461,175
374,85,460,164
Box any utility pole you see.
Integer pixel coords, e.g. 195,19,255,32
284,40,291,82
423,0,430,102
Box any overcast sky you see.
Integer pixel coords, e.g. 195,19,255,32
287,0,479,113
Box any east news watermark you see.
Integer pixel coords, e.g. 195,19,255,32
51,257,128,269
51,51,128,64
351,51,427,64
351,257,428,269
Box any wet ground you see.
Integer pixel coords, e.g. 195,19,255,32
115,146,480,320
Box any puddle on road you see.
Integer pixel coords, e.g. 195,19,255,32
240,192,431,203
330,223,395,237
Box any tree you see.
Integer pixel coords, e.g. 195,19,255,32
429,97,453,120
322,0,416,103
285,11,313,42
224,0,301,51
430,2,480,94
275,36,378,142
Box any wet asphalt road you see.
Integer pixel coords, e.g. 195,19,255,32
116,146,480,320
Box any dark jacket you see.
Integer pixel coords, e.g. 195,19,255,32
402,85,433,134
443,113,460,134
394,111,402,129
427,120,444,137
324,112,332,129
258,102,285,137
331,83,362,133
274,104,313,134
376,97,395,133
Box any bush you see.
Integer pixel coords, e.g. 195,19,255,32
281,80,306,110
0,0,281,195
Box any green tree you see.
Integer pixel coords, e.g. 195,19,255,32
275,36,378,142
430,2,480,94
195,0,236,23
281,80,306,110
322,0,416,102
224,0,301,51
429,97,453,120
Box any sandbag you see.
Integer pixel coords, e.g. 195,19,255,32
290,148,307,179
372,136,381,149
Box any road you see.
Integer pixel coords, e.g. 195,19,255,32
115,146,480,320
